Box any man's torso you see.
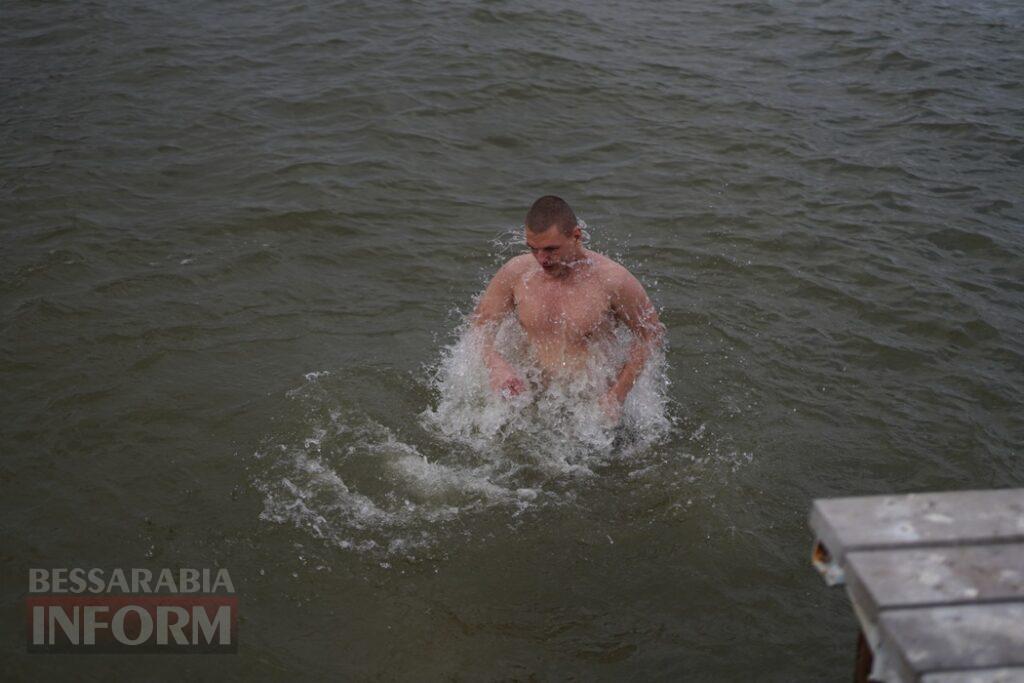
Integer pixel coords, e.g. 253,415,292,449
509,253,619,376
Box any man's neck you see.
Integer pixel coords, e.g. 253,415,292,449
548,248,591,281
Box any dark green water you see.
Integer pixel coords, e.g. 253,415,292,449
2,0,1022,679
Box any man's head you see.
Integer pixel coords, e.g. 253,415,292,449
524,196,583,276
526,195,578,236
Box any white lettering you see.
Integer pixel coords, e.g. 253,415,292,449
49,605,79,644
69,568,87,594
180,568,200,593
29,569,49,593
111,605,152,645
211,568,235,594
192,606,231,645
132,568,153,593
156,606,190,645
82,606,109,645
51,568,67,593
32,606,45,644
107,569,129,593
28,568,234,596
88,568,105,593
155,568,176,592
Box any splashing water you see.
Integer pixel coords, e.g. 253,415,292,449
254,272,674,559
422,314,672,469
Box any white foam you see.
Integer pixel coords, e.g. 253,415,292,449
256,303,673,558
421,316,672,466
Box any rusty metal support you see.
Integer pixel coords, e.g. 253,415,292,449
854,630,874,683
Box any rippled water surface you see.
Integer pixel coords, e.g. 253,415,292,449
3,0,1022,678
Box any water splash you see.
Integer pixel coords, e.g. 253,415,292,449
254,278,673,559
421,314,672,470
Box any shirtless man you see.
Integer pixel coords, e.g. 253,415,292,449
472,195,664,422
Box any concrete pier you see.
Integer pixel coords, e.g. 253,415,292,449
809,488,1024,682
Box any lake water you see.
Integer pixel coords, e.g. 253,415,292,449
2,0,1022,678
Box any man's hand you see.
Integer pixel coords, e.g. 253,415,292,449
598,391,623,425
489,364,526,398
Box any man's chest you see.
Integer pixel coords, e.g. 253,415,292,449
512,278,613,339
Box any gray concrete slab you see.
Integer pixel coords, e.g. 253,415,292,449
810,488,1024,569
879,603,1024,682
846,543,1024,627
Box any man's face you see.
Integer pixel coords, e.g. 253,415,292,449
526,224,581,276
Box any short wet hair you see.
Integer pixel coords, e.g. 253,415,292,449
525,195,578,236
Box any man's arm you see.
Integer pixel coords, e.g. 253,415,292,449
605,269,664,411
472,258,526,396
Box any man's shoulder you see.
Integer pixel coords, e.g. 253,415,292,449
588,251,634,285
499,253,535,276
491,254,534,286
